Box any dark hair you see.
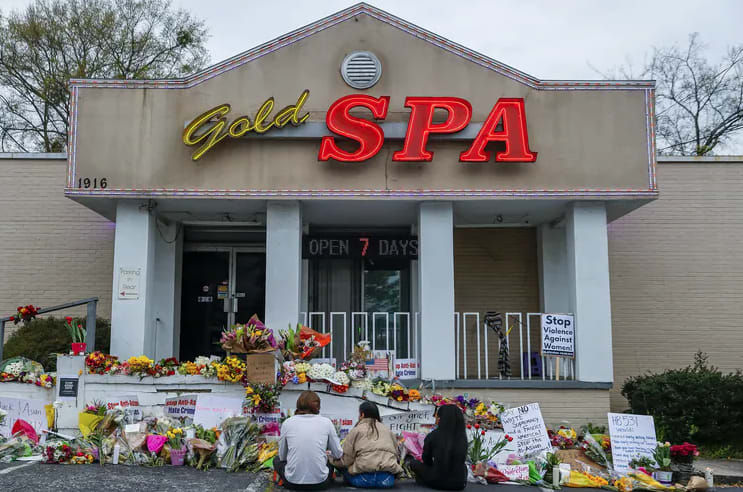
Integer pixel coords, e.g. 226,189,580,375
433,405,467,469
295,390,321,415
359,401,382,439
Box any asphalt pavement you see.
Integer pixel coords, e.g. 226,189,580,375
1,462,742,492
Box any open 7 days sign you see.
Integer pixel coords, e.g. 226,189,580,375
183,91,537,164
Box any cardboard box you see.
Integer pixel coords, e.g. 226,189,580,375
245,352,277,384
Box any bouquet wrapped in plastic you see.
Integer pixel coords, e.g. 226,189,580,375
218,416,261,472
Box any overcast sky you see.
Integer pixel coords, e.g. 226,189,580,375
2,0,742,150
1,0,741,80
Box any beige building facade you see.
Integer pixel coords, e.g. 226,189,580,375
2,4,739,422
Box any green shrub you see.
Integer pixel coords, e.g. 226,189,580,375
2,317,110,371
621,351,743,445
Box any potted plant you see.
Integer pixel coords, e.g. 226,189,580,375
65,316,87,354
652,442,673,485
670,442,698,483
167,428,186,466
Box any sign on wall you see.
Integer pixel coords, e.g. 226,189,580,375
0,397,49,438
500,403,552,457
58,376,79,400
608,412,658,474
394,359,419,380
541,314,575,358
105,395,142,423
381,409,435,433
193,395,244,429
302,235,418,259
165,395,198,422
118,268,141,300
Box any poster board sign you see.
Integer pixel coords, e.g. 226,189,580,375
394,359,419,380
58,375,79,401
381,410,435,434
500,403,552,457
251,407,282,436
105,395,142,423
608,412,657,474
117,267,141,299
193,395,244,429
541,314,575,357
164,395,198,422
499,464,530,481
0,397,49,438
325,415,355,439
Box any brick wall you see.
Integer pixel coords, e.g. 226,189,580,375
608,159,743,410
453,228,541,378
0,157,114,341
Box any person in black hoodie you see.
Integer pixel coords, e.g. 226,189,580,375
406,404,468,490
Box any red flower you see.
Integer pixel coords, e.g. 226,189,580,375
474,423,480,429
8,316,13,321
481,430,486,436
506,435,513,442
467,424,472,429
65,316,72,323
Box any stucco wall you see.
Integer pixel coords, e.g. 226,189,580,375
0,157,114,340
608,158,743,411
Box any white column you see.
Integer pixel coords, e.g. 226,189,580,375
537,223,569,312
153,220,183,360
265,201,302,332
565,202,613,382
418,202,456,380
110,201,157,360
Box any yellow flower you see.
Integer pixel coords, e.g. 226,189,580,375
246,386,254,394
252,394,261,405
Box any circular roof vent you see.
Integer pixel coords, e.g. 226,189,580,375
341,51,382,89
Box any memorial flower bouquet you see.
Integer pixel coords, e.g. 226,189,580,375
465,423,511,464
307,362,335,382
220,315,277,353
244,383,282,413
217,356,246,383
548,426,578,449
86,351,119,375
11,304,39,324
166,427,185,449
45,441,73,464
178,356,218,377
123,355,155,377
670,442,699,464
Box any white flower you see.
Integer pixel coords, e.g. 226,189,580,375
194,356,211,366
308,363,335,380
333,371,350,386
4,361,24,377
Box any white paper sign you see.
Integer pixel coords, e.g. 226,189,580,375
193,395,244,428
0,397,49,438
381,410,435,433
500,464,530,481
500,403,552,457
325,415,355,439
394,358,419,379
251,407,282,436
105,395,142,423
164,395,198,422
118,267,141,299
541,314,575,357
608,412,657,474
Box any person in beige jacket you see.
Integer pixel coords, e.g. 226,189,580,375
329,401,403,485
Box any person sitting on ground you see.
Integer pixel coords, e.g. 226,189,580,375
406,404,468,491
329,401,403,488
275,390,343,490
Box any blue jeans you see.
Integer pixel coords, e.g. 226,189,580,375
342,470,395,489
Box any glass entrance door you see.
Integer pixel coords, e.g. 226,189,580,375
179,248,265,361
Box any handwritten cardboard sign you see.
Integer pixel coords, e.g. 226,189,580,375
245,353,276,384
0,397,49,438
541,314,575,357
500,403,552,457
394,359,419,380
164,395,198,422
381,410,435,434
105,395,142,423
608,412,657,474
193,395,244,428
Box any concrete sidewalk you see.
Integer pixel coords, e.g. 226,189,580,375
696,458,743,484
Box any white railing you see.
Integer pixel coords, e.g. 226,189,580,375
300,311,418,363
299,311,575,381
454,312,575,381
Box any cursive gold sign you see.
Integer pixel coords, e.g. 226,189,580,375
183,89,310,161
